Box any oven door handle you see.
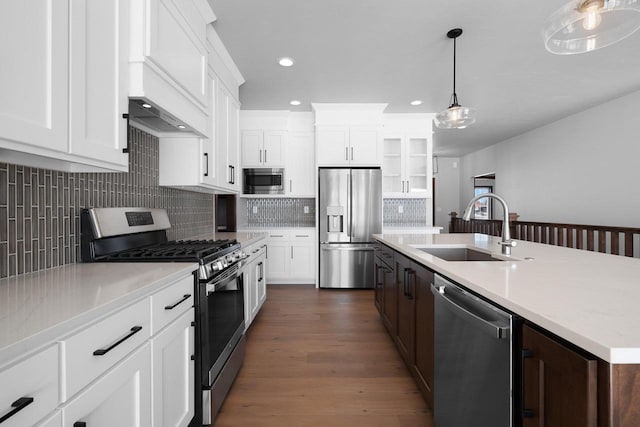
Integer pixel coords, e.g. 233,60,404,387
206,273,240,294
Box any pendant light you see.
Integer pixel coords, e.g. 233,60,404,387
435,28,477,130
544,0,640,54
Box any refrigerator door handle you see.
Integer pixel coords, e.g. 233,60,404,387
322,246,374,251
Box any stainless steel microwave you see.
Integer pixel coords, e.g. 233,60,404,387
243,168,285,194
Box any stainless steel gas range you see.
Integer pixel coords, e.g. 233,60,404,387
80,207,247,426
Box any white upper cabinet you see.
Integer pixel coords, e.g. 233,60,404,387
215,83,241,192
129,0,213,136
286,131,316,196
69,0,129,168
382,114,434,198
241,131,286,167
0,0,129,172
313,104,387,167
0,1,68,154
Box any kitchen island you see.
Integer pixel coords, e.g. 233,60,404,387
373,232,640,426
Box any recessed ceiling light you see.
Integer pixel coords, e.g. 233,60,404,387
410,100,423,106
278,57,295,67
177,125,186,129
142,103,152,109
290,100,301,106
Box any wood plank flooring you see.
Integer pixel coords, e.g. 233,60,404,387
214,285,433,427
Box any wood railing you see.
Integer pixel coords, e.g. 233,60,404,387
449,212,640,258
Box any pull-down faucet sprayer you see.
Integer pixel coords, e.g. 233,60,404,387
463,193,517,256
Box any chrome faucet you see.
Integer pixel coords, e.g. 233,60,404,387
463,193,517,256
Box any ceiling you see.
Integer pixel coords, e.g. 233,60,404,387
208,0,640,156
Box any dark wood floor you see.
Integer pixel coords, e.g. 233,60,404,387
214,284,433,427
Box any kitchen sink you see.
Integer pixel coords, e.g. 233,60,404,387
416,247,505,262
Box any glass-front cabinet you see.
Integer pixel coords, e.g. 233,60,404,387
383,133,432,198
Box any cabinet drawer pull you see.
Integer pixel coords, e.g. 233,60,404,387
164,294,191,310
259,149,262,163
295,235,309,238
203,153,209,177
122,113,129,154
270,235,284,238
521,348,535,419
264,150,267,163
0,397,34,423
73,422,87,427
93,326,143,356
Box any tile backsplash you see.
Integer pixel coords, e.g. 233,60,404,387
0,127,213,279
383,198,427,227
240,198,316,228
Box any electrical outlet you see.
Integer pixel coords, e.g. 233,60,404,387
304,206,309,214
398,205,404,213
252,206,258,214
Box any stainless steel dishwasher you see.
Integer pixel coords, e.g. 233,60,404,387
431,274,518,427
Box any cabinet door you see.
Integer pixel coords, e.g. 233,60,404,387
316,128,349,166
374,258,385,315
522,324,598,427
216,84,230,189
63,343,152,427
0,1,68,152
290,243,314,280
349,127,380,165
241,130,263,166
265,242,288,281
201,73,217,186
35,411,62,427
68,0,128,169
256,253,267,308
381,260,396,336
147,0,208,108
228,96,241,191
151,310,194,427
286,132,315,196
395,253,415,366
382,137,403,195
405,136,430,196
263,131,286,166
413,262,434,409
243,263,255,330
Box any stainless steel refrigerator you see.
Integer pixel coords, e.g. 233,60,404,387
319,168,382,289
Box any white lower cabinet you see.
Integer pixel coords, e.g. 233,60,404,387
62,343,152,427
0,272,196,427
263,230,316,284
243,239,267,330
0,345,59,427
151,309,194,427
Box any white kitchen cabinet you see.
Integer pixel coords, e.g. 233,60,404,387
0,0,129,172
35,411,62,427
150,309,194,427
0,345,59,427
382,133,432,198
216,84,241,192
242,239,267,330
241,130,286,167
62,343,152,427
68,0,129,168
263,230,316,284
316,126,381,166
129,0,213,136
286,132,316,196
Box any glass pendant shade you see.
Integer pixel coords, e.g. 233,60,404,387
435,103,477,129
435,28,476,130
544,0,640,54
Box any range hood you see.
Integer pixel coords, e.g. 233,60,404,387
128,99,201,135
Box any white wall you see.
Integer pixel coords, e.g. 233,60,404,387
459,89,640,227
433,157,460,232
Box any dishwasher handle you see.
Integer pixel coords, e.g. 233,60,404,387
431,283,510,339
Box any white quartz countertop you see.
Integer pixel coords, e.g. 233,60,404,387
190,231,268,247
0,262,197,366
382,226,442,234
373,232,640,364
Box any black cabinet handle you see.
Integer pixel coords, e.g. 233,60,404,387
521,348,535,419
203,153,209,177
403,268,411,297
407,270,415,300
164,294,191,310
93,326,143,356
74,422,87,427
122,113,129,153
0,397,34,423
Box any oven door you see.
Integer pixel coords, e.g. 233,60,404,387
200,265,245,387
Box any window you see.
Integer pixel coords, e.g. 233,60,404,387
473,186,492,220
